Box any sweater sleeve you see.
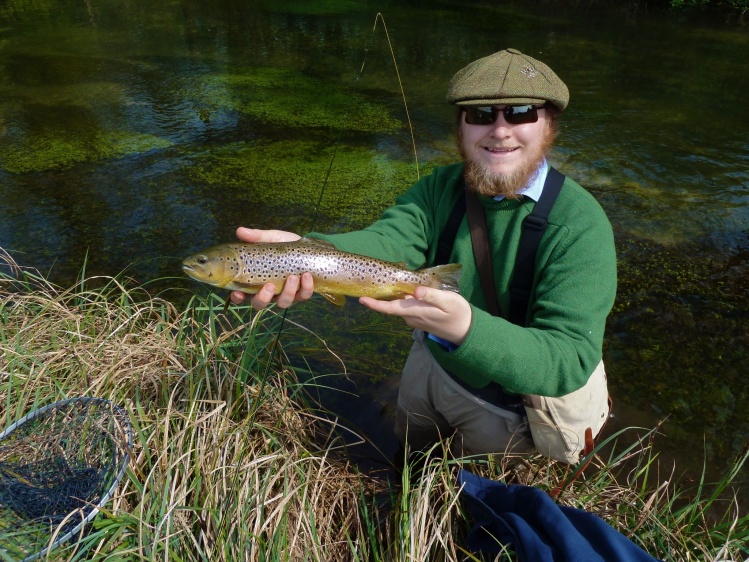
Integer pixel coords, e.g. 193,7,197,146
307,164,463,267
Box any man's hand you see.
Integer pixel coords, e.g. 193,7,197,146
236,227,301,244
230,227,314,309
359,286,472,346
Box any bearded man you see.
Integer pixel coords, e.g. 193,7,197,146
231,49,617,461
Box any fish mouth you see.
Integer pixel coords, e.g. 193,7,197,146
182,264,195,273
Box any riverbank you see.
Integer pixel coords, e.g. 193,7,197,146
1,254,747,561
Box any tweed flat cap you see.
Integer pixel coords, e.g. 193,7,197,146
447,48,569,111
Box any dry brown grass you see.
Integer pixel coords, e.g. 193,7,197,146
0,258,378,560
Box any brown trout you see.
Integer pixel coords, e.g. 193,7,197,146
182,238,462,306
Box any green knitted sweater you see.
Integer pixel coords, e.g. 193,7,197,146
311,162,617,397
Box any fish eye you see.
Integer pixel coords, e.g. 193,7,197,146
197,256,208,264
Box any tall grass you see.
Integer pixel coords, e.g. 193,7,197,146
1,251,747,561
1,255,375,561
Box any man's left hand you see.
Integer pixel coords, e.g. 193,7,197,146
359,287,472,346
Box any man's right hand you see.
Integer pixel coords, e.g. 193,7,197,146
230,227,315,309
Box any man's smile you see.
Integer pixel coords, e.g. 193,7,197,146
483,146,519,154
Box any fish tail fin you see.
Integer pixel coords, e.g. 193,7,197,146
423,263,462,292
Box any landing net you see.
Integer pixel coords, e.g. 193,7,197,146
0,397,131,561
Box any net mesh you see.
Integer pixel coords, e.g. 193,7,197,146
0,398,131,561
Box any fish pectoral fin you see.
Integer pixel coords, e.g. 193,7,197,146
228,281,265,294
319,292,346,307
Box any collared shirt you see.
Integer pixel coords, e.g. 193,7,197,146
429,159,549,352
495,158,548,203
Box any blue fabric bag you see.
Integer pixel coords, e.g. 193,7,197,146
457,470,663,562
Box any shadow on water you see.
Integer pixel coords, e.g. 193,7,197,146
1,0,748,505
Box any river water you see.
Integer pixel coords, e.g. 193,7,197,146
1,0,747,501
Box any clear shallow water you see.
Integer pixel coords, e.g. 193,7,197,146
1,0,748,499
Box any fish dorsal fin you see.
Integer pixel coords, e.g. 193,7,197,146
299,237,337,249
319,292,346,307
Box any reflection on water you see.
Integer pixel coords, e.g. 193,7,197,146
1,0,748,498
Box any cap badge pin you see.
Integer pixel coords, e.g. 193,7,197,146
520,64,538,78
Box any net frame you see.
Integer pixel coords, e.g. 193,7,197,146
0,397,132,562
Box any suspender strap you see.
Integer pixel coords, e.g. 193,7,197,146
434,167,566,324
437,168,566,415
508,167,565,326
440,170,607,466
435,194,466,266
465,190,500,317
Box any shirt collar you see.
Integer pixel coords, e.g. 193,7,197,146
493,159,549,202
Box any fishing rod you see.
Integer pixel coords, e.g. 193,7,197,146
214,11,420,537
309,12,419,230
255,10,421,383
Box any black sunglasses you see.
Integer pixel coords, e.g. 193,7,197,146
464,104,545,126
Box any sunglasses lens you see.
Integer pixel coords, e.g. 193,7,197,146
504,105,539,124
464,107,496,125
464,105,542,126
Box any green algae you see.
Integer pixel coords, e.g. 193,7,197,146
0,130,173,174
188,69,402,134
189,139,424,230
608,234,749,459
0,64,171,173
